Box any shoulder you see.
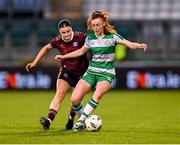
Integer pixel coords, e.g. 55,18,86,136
50,35,62,47
106,32,114,37
113,33,124,39
105,32,123,38
86,32,96,39
51,35,62,42
74,31,86,37
74,31,87,41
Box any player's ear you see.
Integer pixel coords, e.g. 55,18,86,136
58,28,62,34
102,18,106,27
103,21,106,27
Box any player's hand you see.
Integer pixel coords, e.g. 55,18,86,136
54,55,64,61
26,62,36,72
139,43,148,52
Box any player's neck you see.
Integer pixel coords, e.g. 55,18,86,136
62,31,74,42
95,32,105,39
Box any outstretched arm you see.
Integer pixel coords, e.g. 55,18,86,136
54,47,88,61
26,43,53,71
120,39,147,52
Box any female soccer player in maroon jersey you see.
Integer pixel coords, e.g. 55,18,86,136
26,19,88,130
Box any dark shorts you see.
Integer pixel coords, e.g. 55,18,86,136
57,68,81,88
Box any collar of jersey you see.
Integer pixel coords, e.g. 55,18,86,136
95,33,105,39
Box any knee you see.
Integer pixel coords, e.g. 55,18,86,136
71,96,80,105
93,92,103,102
57,90,66,96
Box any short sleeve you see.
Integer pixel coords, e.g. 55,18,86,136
78,32,86,47
113,33,124,44
83,37,90,49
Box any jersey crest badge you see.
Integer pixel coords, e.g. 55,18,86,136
73,42,78,47
105,40,112,46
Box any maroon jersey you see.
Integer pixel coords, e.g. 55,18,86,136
50,32,88,76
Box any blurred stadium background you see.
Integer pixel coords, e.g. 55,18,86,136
0,0,180,89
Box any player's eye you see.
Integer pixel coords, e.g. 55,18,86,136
92,24,96,27
96,24,100,27
92,24,100,28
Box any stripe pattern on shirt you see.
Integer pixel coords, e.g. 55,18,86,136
84,32,123,77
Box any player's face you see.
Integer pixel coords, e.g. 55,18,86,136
59,26,72,41
91,18,105,36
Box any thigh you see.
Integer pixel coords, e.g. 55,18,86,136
96,75,115,87
92,80,112,102
71,79,92,103
56,79,70,95
49,79,70,110
96,80,112,93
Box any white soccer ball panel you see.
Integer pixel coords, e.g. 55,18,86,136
85,115,102,132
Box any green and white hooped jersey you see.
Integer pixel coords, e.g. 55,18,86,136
84,32,123,77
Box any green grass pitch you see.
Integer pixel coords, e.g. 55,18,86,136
0,90,180,144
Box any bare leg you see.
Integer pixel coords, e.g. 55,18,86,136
79,81,111,121
71,79,91,117
49,79,70,112
40,79,70,130
73,81,111,131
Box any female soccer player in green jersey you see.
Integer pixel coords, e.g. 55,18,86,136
55,11,148,131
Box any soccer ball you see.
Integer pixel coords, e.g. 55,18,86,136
85,115,102,132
